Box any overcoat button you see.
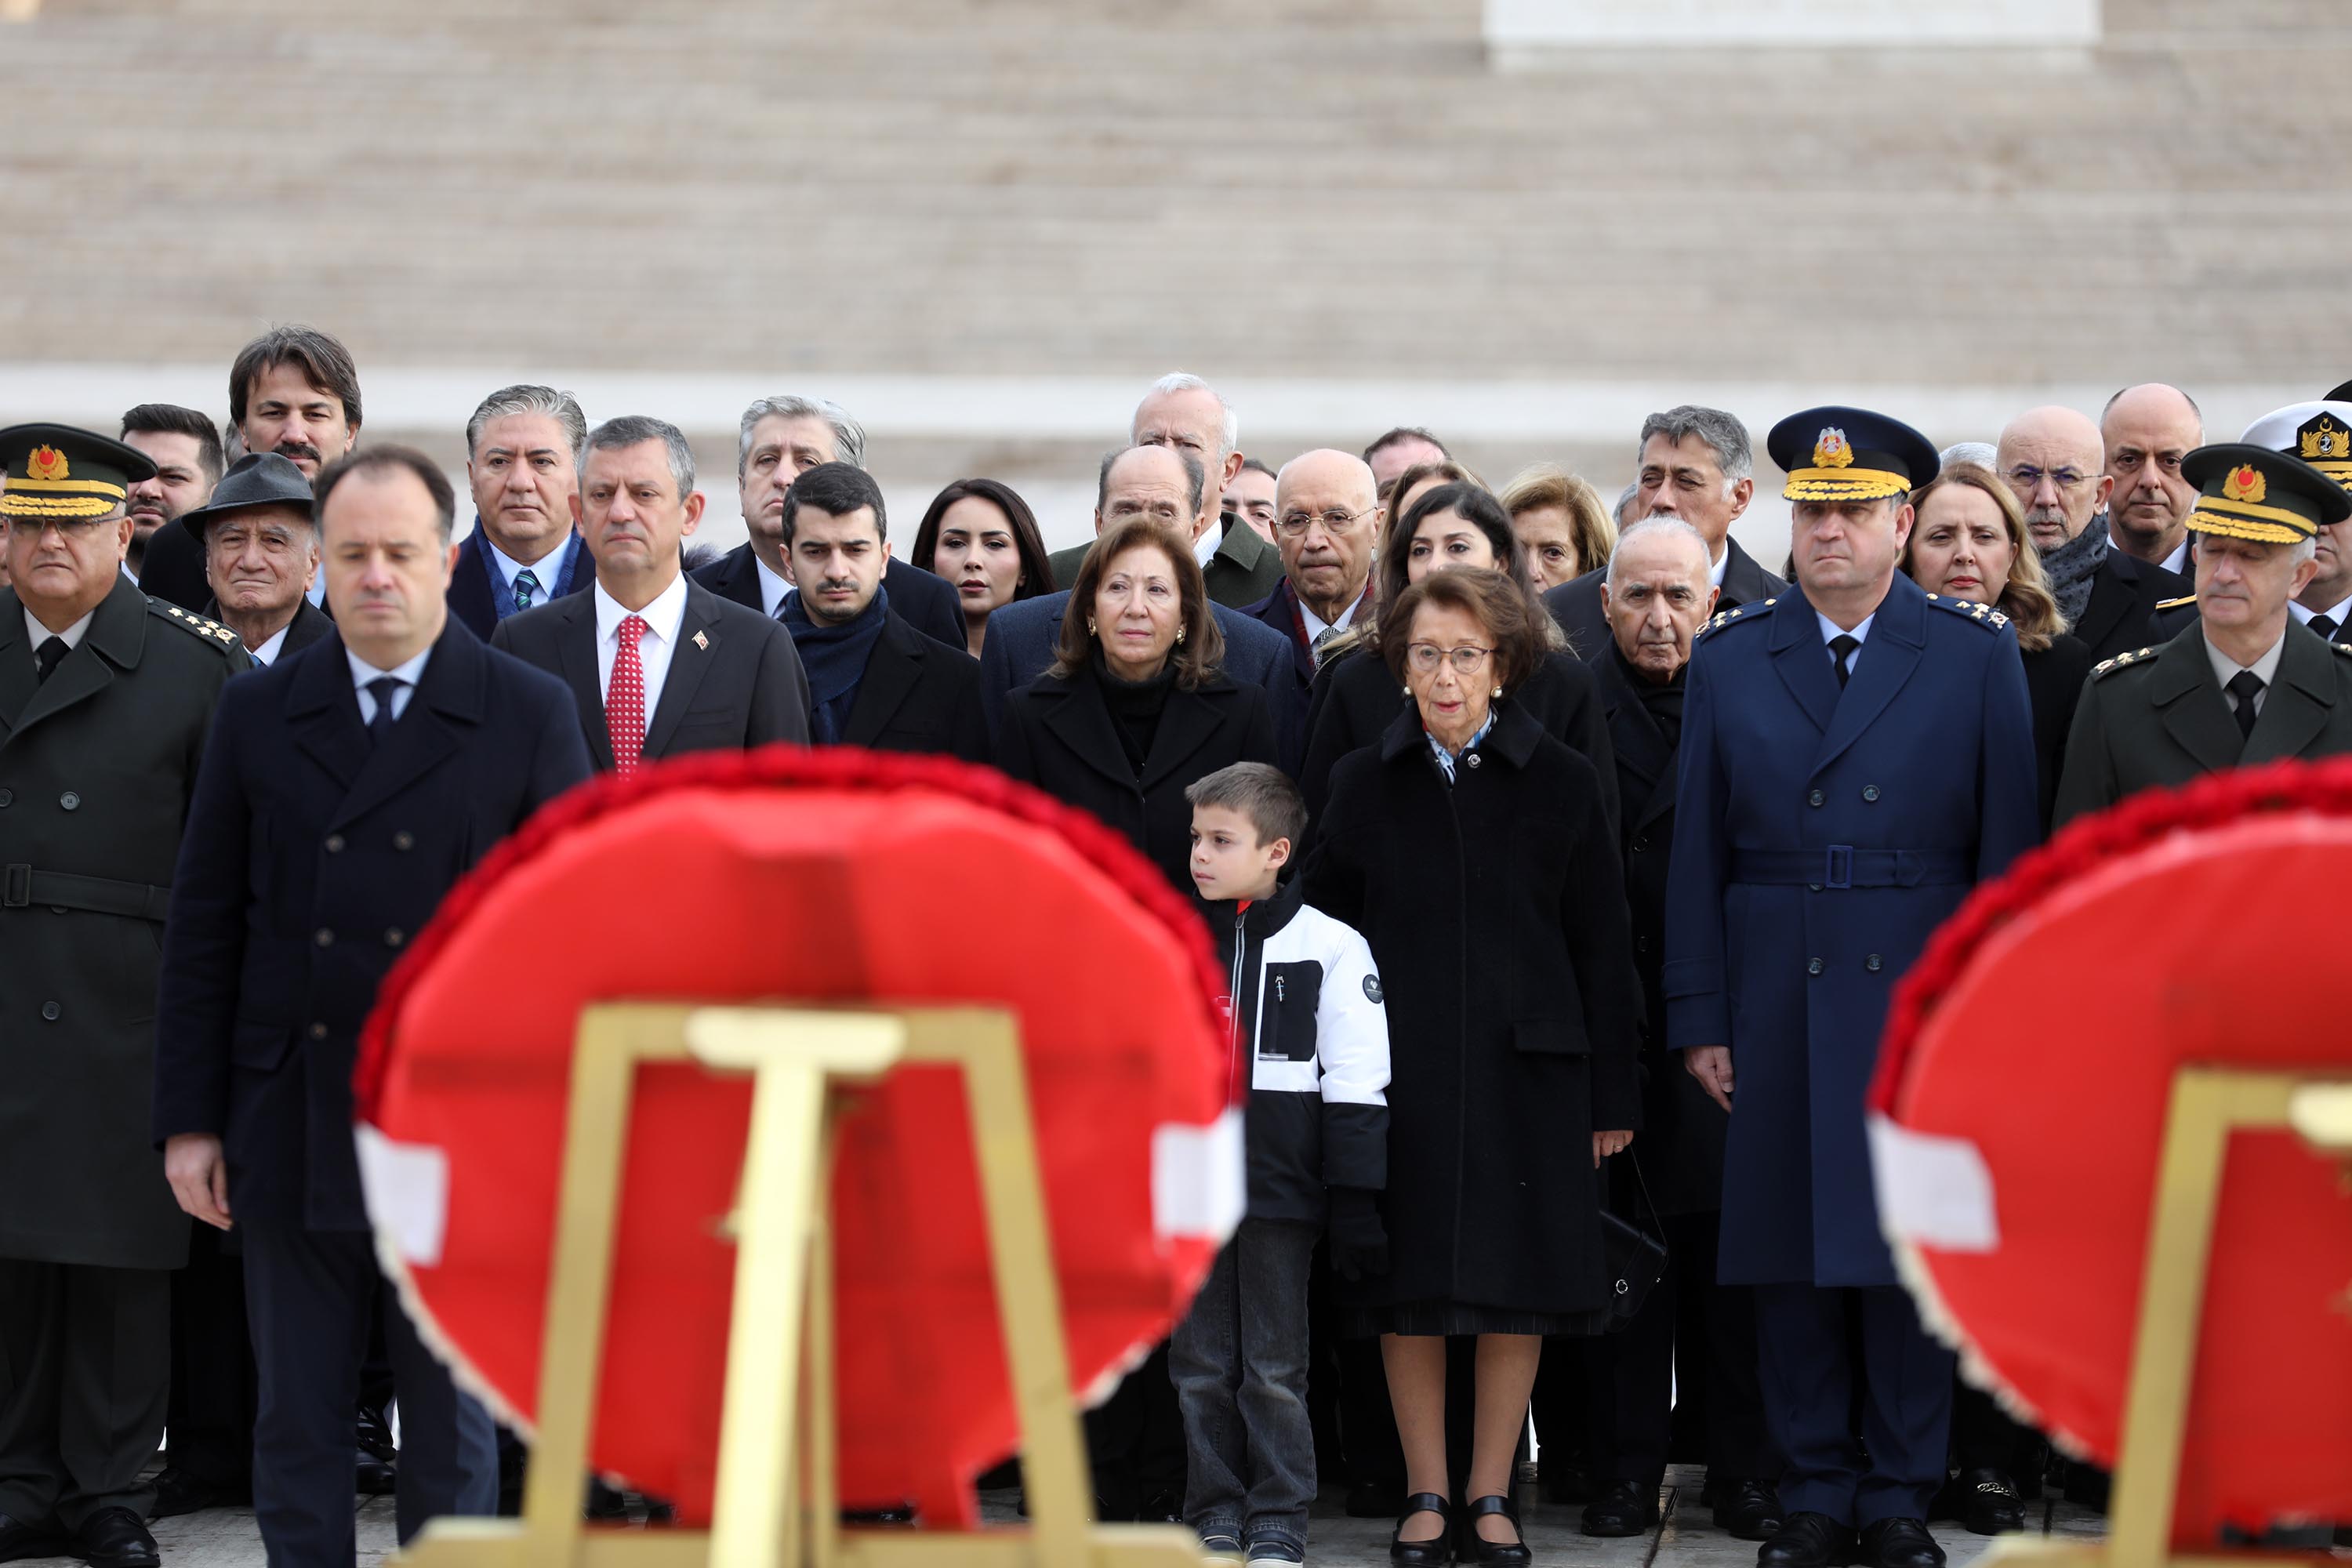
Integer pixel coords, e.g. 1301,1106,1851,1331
1465,753,1482,769
393,831,416,851
58,792,78,811
1806,957,1824,976
310,1022,328,1040
1862,785,1882,802
314,928,335,947
0,789,15,808
1807,789,1824,808
1809,883,1823,893
1635,935,1651,953
384,928,405,948
325,835,345,853
39,1001,59,1021
1632,836,1649,852
1865,953,1883,972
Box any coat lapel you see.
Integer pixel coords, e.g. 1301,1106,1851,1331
2243,622,2336,764
1138,682,1229,793
288,629,372,793
328,622,481,830
642,583,719,760
843,615,923,747
553,593,613,771
2149,630,2245,774
1764,591,1839,741
2071,554,2130,655
1811,577,1927,779
2,578,146,743
1040,670,1142,793
1592,649,1674,826
0,591,36,737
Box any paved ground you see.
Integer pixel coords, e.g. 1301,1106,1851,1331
24,1469,2105,1566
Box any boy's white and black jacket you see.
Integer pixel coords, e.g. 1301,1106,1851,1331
1210,878,1392,1224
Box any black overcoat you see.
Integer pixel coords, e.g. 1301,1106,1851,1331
1305,702,1642,1317
840,612,991,763
0,580,245,1269
151,620,592,1232
995,661,1278,894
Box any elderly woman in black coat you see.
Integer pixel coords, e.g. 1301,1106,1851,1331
1299,482,1618,832
1307,568,1642,1566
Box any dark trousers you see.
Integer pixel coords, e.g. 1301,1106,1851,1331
1594,1210,1778,1488
1169,1220,1318,1552
242,1222,498,1562
1951,1378,2044,1479
0,1258,169,1529
167,1221,257,1490
1083,1341,1185,1520
1755,1283,1951,1528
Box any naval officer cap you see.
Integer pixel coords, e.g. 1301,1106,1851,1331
0,423,156,521
179,452,317,540
2325,379,2352,405
1767,407,1940,504
2241,401,2352,496
2180,443,2351,544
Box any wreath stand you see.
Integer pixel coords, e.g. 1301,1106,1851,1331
395,1001,1203,1568
1996,1065,2352,1568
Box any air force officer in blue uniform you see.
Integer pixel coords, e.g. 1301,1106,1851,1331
1664,410,2038,1568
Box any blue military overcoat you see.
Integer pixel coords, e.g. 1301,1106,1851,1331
1661,574,2038,1287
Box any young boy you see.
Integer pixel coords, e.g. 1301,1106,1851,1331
1172,762,1392,1566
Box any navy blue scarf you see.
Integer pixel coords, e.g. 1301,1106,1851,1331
470,526,584,621
779,586,889,744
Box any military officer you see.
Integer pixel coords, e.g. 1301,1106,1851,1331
0,426,247,1568
2148,401,2352,647
2053,444,2352,827
1664,408,2039,1568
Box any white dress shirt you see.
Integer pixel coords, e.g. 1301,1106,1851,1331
753,554,792,619
488,534,575,601
24,606,96,656
2205,630,2286,720
1816,610,1877,680
2159,537,2190,576
594,572,690,717
2291,594,2352,637
349,644,433,724
1192,524,1220,570
247,622,293,667
1708,543,1730,592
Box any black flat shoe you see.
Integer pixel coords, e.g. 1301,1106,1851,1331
356,1446,397,1496
68,1507,159,1568
1759,1510,1856,1568
1714,1479,1787,1541
1938,1469,2025,1535
1581,1478,1658,1536
1860,1516,1945,1568
1461,1494,1532,1566
1389,1491,1453,1567
0,1512,65,1565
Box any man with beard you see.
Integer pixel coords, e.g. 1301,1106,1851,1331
118,406,223,587
140,328,362,615
1996,406,2184,663
446,385,593,637
2100,385,2201,576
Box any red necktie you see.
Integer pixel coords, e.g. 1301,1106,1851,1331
608,615,648,773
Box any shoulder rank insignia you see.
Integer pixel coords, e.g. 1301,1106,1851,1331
2093,646,2156,678
1927,594,2010,630
2334,642,2352,658
150,598,242,651
2154,594,2197,612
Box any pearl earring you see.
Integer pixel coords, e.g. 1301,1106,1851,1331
1087,619,1097,636
1492,684,1504,699
1175,626,1185,644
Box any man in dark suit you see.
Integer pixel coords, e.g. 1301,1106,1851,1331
1665,409,2039,1568
979,445,1303,757
0,426,248,1568
2056,445,2352,828
1046,373,1286,609
183,452,332,668
445,385,595,638
494,416,809,771
1236,449,1378,685
1572,518,1782,1542
154,447,592,1566
1545,406,1786,661
765,462,985,760
692,393,965,650
1998,405,2187,663
118,404,223,591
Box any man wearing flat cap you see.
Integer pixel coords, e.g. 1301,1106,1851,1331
187,452,332,666
2055,445,2352,827
0,425,247,1568
1665,408,2039,1568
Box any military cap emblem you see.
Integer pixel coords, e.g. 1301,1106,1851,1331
2304,416,2352,462
2223,464,2268,505
1812,429,1854,470
25,446,67,482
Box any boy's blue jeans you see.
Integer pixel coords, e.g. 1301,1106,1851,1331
1168,1218,1319,1555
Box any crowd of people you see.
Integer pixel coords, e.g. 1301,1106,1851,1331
1,321,2347,1568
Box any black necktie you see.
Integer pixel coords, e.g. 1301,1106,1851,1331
2313,615,2339,643
1828,633,1860,689
2226,670,2264,742
365,676,406,746
31,637,66,684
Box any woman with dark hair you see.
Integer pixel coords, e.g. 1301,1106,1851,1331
1300,484,1618,829
911,477,1057,658
995,514,1278,895
1308,568,1641,1566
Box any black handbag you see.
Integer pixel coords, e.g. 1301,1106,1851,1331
1599,1154,1668,1330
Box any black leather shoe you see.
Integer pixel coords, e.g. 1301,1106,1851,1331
1348,1479,1405,1518
1540,1460,1595,1505
1859,1516,1945,1568
1759,1510,1857,1568
1461,1494,1532,1566
1938,1469,2025,1535
146,1466,249,1520
68,1508,160,1568
1714,1479,1787,1541
356,1446,397,1495
1582,1478,1659,1536
1388,1491,1453,1567
0,1512,65,1565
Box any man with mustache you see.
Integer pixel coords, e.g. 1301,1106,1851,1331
2055,445,2352,825
1995,406,2184,663
118,405,223,586
445,385,593,638
1235,449,1378,684
492,416,808,770
186,455,331,667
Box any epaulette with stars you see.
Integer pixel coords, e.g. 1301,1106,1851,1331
2091,646,2158,680
2154,594,2196,612
1922,593,2012,632
1693,597,1777,641
147,597,242,653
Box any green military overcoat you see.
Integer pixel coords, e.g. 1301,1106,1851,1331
0,576,245,1268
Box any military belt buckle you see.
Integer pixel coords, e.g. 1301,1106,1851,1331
1824,845,1853,890
2,864,30,908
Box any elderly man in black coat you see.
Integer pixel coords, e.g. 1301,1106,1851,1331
153,449,592,1566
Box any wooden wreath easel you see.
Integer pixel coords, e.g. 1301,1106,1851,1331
1996,1066,2352,1568
396,1001,1203,1568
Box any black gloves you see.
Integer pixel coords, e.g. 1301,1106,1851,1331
1328,1186,1390,1282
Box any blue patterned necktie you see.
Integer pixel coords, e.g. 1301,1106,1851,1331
514,569,541,612
366,677,405,746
